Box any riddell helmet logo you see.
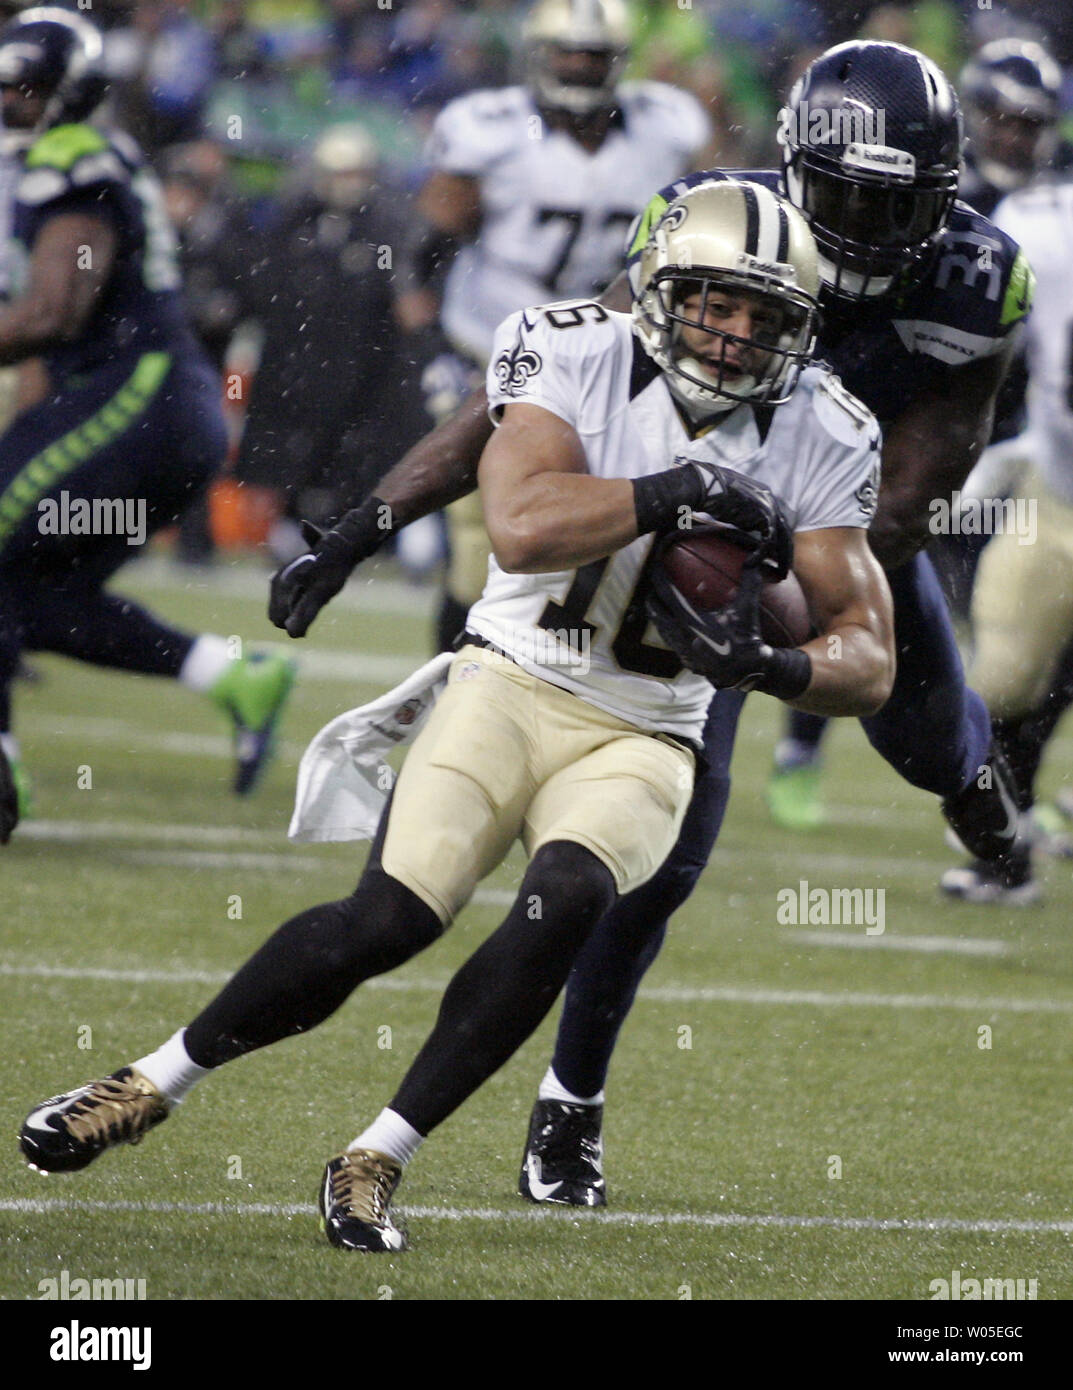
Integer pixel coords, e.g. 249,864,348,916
777,102,886,150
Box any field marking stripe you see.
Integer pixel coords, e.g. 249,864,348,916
3,1196,1071,1235
784,929,1009,957
2,962,1069,1013
14,816,954,879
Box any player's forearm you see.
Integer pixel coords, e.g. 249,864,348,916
788,623,894,717
489,471,639,573
870,439,986,570
869,359,1004,571
372,387,492,529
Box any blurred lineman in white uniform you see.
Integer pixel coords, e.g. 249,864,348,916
411,0,712,648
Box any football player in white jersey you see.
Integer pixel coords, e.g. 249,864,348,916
412,0,712,648
20,182,893,1253
952,176,1073,875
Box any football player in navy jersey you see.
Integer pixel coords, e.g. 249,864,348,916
770,37,1072,853
271,40,1033,1205
959,38,1068,219
0,9,295,830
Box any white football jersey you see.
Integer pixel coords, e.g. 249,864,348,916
992,179,1073,504
468,302,882,743
429,82,710,363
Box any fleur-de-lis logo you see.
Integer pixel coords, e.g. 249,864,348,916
494,343,543,395
856,459,880,517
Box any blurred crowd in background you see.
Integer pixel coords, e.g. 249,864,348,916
10,0,1069,561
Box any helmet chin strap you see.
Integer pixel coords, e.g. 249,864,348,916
666,358,748,417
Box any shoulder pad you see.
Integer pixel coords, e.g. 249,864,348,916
624,82,711,154
804,367,880,447
429,88,528,172
20,124,126,207
26,123,108,173
891,204,1032,362
517,299,620,346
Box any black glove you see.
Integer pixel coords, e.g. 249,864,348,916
647,553,811,698
268,496,394,638
633,460,793,579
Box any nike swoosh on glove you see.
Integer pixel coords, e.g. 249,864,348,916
646,555,811,699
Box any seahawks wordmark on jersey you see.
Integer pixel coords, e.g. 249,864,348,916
469,301,881,743
627,169,1033,430
992,178,1073,505
430,82,710,363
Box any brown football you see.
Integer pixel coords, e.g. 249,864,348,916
660,527,812,649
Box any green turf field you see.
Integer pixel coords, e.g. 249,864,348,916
3,554,1072,1301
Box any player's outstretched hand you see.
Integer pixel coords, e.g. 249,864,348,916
268,499,390,638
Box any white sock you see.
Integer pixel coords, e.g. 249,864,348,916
0,732,19,760
133,1030,212,1105
774,737,820,774
538,1065,603,1107
178,635,234,693
349,1109,424,1168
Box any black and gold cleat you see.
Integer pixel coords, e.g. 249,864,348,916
20,1067,169,1174
320,1149,407,1252
518,1100,606,1208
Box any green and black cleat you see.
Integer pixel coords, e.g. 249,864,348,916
210,649,297,795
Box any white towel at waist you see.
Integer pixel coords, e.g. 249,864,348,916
288,651,453,843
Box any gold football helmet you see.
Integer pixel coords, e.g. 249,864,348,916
633,181,821,413
522,0,630,116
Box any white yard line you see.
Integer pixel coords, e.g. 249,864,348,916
3,1194,1071,1236
15,814,956,878
783,930,1009,957
2,961,1068,1014
124,556,436,617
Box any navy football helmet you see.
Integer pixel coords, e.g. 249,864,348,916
0,7,108,138
960,39,1062,193
778,41,962,301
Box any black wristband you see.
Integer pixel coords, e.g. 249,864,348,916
632,467,704,536
330,495,397,563
754,646,812,700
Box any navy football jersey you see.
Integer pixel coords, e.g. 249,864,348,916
12,123,196,376
626,168,1034,430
